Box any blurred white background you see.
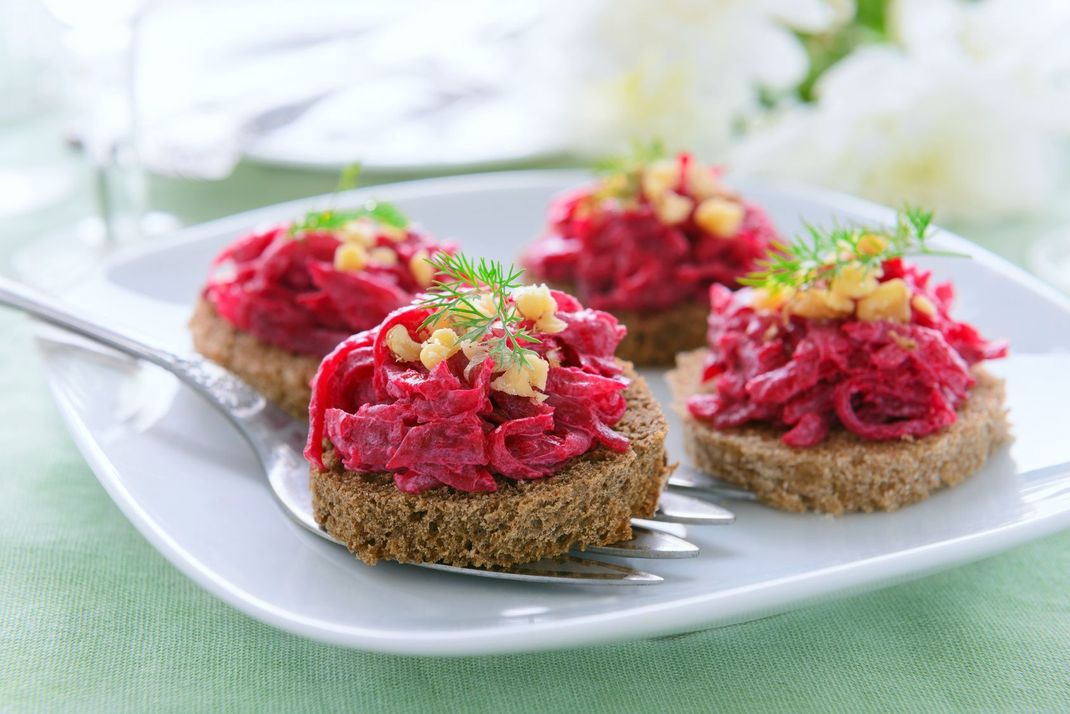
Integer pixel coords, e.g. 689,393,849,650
3,0,1070,289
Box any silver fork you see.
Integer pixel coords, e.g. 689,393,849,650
2,277,736,585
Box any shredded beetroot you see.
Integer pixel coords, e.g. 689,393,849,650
687,260,1007,447
304,291,631,493
203,225,453,356
522,155,777,312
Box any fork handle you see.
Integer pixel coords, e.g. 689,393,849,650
0,275,265,415
0,275,180,369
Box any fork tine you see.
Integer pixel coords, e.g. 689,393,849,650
580,524,699,559
667,474,760,502
652,490,736,525
418,555,663,585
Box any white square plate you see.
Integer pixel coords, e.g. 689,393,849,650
37,171,1070,655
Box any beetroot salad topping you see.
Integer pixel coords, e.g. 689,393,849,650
522,150,777,312
304,279,631,494
688,210,1007,447
203,205,454,357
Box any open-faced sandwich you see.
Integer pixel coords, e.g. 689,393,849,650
190,202,452,419
522,144,778,365
668,208,1009,514
303,254,670,568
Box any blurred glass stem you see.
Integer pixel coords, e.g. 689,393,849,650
50,0,173,246
69,15,138,245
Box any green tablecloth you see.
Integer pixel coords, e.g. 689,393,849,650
3,155,1070,712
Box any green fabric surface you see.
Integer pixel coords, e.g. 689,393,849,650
2,157,1070,711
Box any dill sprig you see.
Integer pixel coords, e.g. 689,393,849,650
289,202,409,235
592,138,668,177
289,162,409,236
590,138,668,199
417,253,540,370
739,206,962,292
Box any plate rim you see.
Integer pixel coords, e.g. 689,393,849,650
40,170,1070,655
241,143,572,175
98,169,1070,319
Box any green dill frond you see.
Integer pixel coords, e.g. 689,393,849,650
417,253,540,370
289,200,409,236
741,206,963,292
590,138,669,200
592,138,668,176
336,162,362,193
289,162,409,236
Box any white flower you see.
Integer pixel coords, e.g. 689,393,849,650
891,0,1070,133
733,0,1070,222
530,0,848,157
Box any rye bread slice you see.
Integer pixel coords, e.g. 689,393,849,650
310,364,670,567
668,348,1011,515
189,297,319,421
545,280,707,367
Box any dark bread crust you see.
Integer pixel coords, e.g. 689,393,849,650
189,297,319,421
310,364,670,567
668,348,1011,515
546,280,707,366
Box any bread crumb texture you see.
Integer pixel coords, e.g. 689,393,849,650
189,297,320,421
311,364,670,567
668,348,1011,515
